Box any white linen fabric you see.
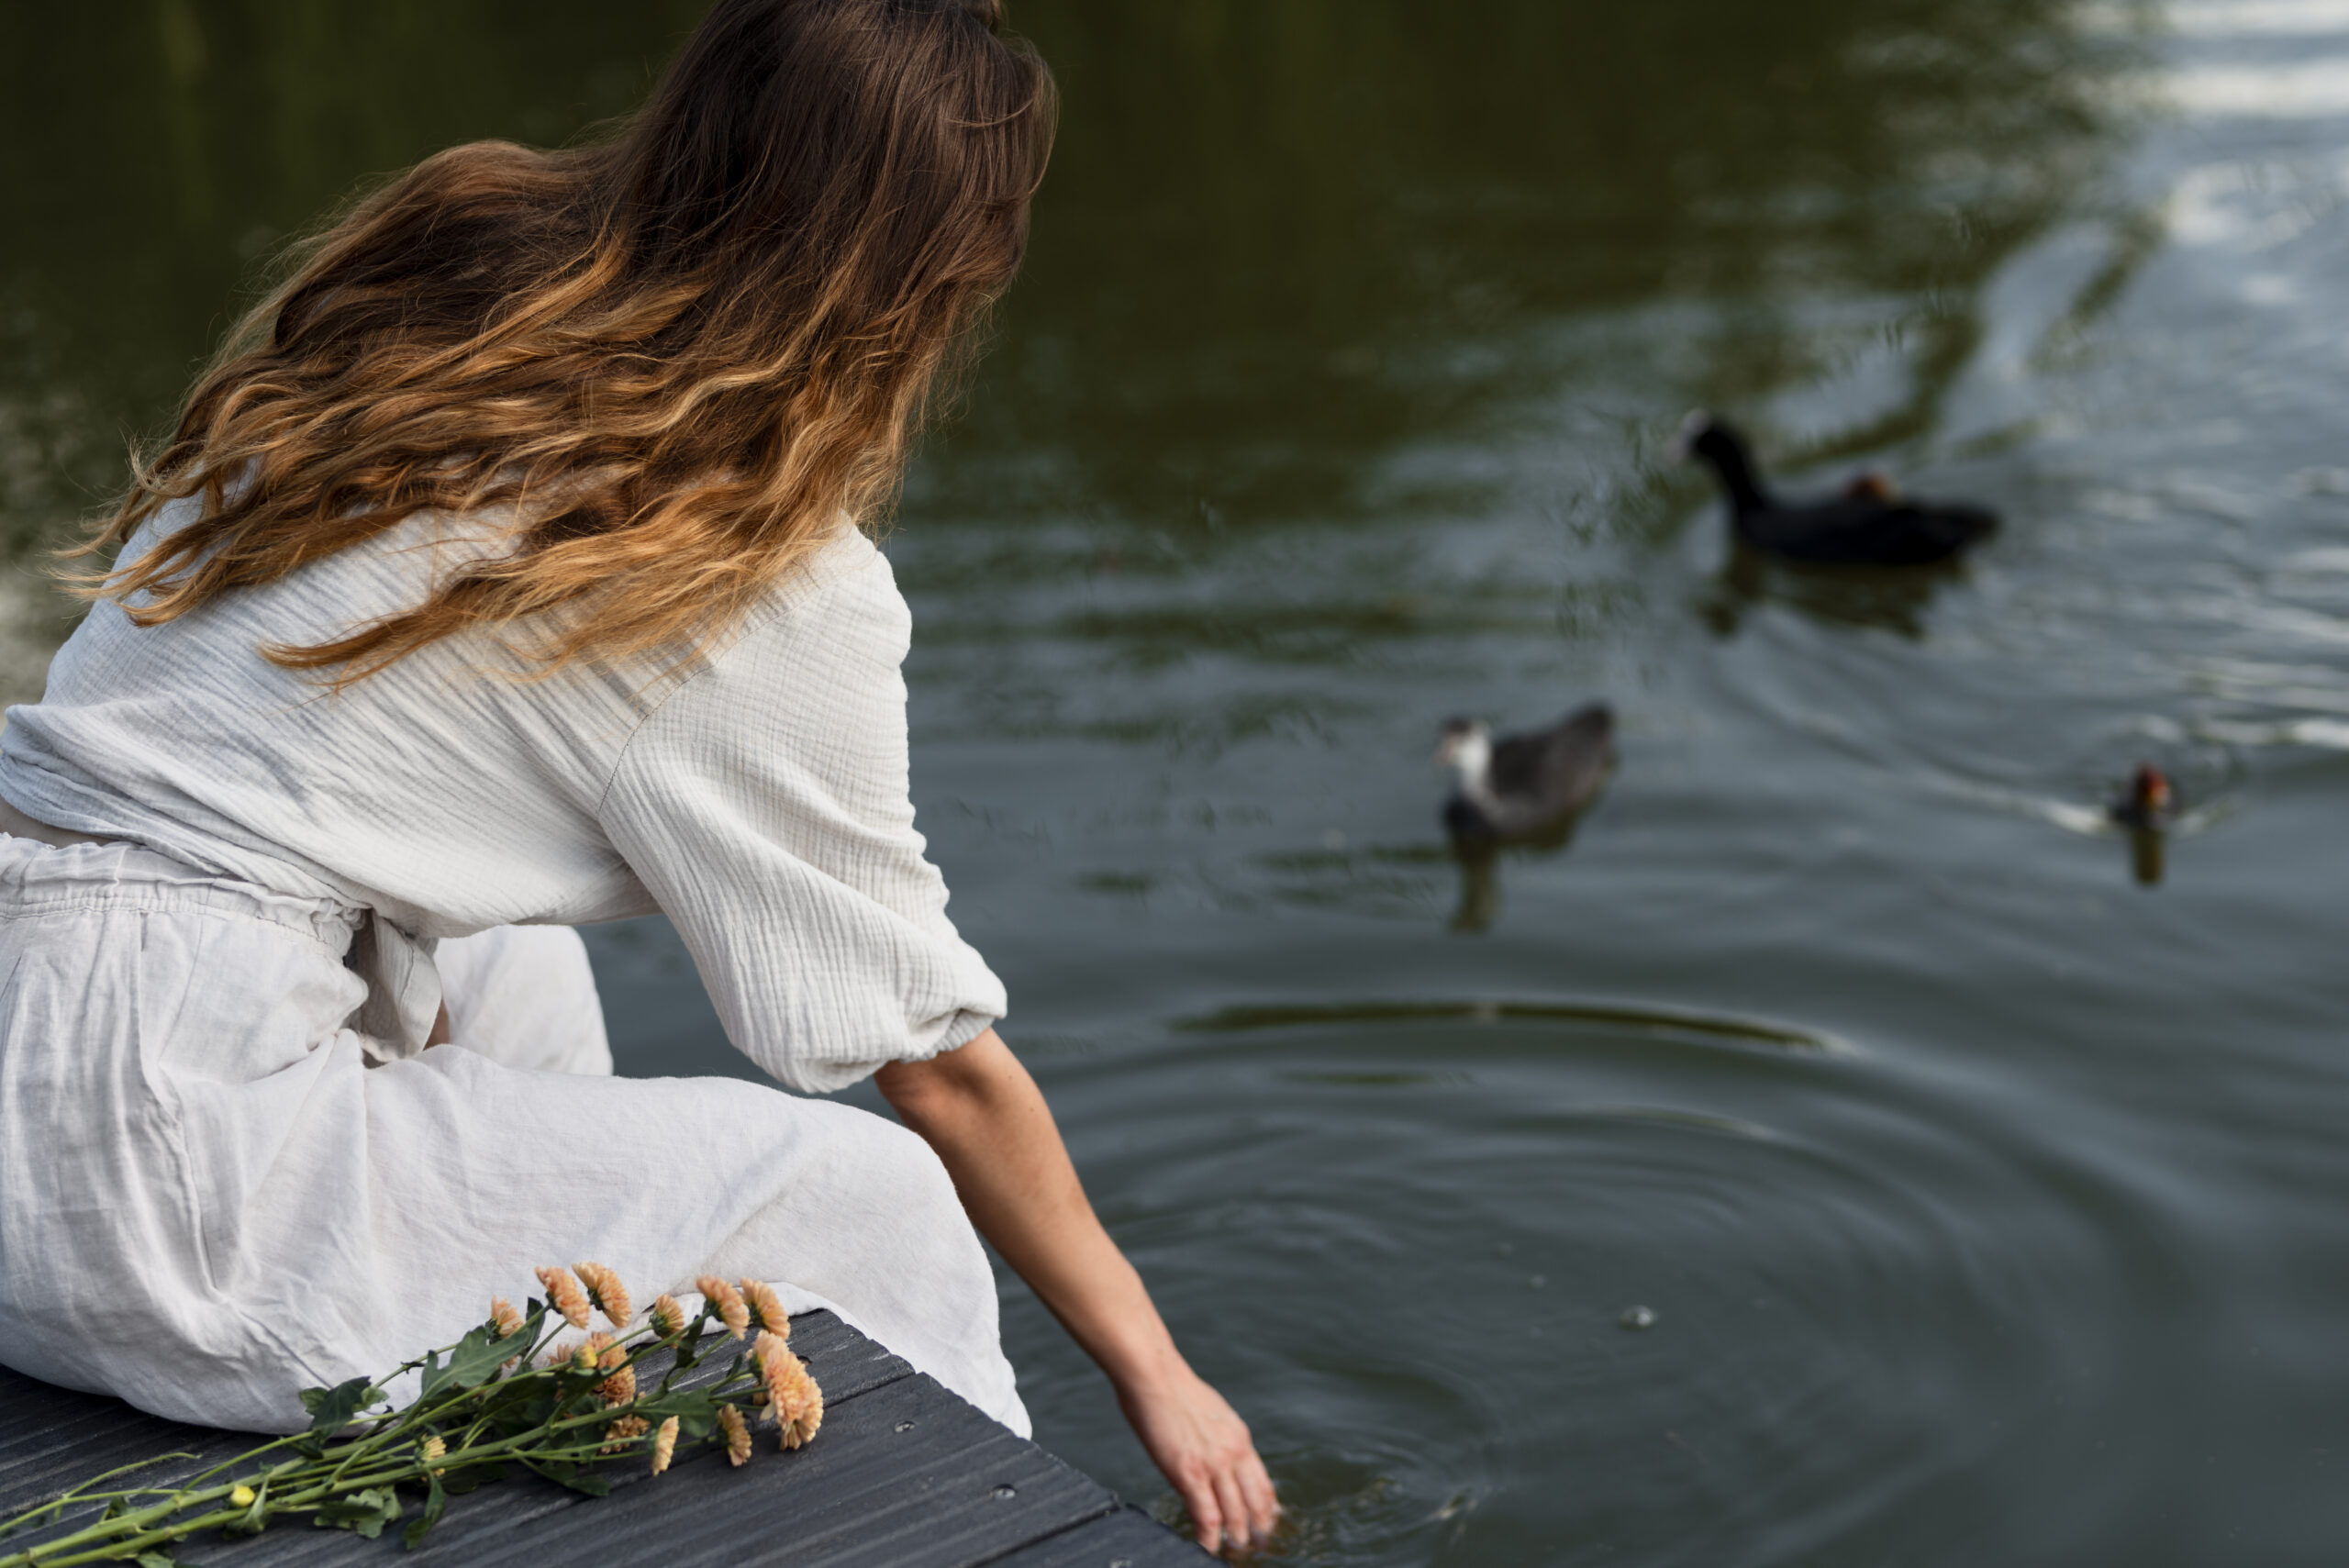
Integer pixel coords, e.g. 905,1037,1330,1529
0,501,1024,1434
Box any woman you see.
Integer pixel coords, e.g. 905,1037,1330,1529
0,0,1276,1551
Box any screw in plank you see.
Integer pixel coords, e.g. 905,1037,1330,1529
991,1485,1018,1501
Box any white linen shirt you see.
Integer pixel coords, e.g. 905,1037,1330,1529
0,499,1005,1093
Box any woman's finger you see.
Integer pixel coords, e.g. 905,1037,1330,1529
1181,1465,1226,1552
1211,1465,1253,1551
1239,1448,1280,1540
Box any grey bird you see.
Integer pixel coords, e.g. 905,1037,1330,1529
1434,703,1617,848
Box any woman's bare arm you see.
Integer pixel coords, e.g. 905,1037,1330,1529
874,1029,1277,1553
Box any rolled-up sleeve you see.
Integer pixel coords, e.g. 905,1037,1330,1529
597,542,1005,1094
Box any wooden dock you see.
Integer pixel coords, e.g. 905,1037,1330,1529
0,1310,1210,1567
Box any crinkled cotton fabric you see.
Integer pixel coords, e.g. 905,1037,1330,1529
0,500,1007,1093
0,504,1023,1434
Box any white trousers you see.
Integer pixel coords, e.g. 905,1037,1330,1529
0,836,1025,1435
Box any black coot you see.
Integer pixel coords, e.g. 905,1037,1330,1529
1671,412,1997,566
1435,703,1616,847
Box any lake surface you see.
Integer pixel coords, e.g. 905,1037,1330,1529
6,2,2349,1562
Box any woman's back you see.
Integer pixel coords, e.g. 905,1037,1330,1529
0,499,1001,1093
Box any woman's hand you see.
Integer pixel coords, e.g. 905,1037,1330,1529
876,1030,1281,1553
1113,1355,1278,1554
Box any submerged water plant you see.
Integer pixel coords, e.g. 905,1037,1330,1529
0,1266,820,1565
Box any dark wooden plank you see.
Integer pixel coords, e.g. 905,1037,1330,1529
399,1371,1119,1568
0,1371,251,1517
0,1312,1205,1568
977,1504,1217,1567
740,1309,916,1406
0,1311,909,1526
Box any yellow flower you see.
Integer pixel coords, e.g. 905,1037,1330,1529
573,1262,632,1329
740,1278,787,1339
696,1274,750,1340
229,1485,256,1508
602,1415,651,1455
489,1296,525,1339
535,1266,592,1331
717,1403,751,1467
650,1416,679,1476
421,1435,447,1476
650,1293,688,1341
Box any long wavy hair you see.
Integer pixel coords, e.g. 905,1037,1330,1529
78,0,1053,685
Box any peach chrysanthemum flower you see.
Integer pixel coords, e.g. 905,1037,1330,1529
696,1274,750,1340
489,1296,525,1339
740,1278,788,1339
650,1416,680,1476
782,1383,822,1450
751,1331,788,1419
602,1415,651,1455
650,1293,688,1341
599,1362,638,1406
573,1262,632,1329
536,1266,593,1331
753,1334,825,1451
717,1403,752,1467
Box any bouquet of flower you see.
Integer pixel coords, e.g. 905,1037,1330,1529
0,1265,821,1565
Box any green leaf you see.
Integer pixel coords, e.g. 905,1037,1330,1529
637,1390,718,1440
315,1486,404,1539
401,1473,447,1552
135,1553,177,1568
299,1376,384,1434
420,1313,541,1399
529,1461,612,1498
437,1461,506,1496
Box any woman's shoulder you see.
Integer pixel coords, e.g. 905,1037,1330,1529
729,517,908,662
613,521,913,768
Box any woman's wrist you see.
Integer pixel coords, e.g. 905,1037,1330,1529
1093,1320,1194,1400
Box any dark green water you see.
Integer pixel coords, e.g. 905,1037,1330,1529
7,2,2349,1562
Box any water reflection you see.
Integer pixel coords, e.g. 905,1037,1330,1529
944,0,2136,528
1700,545,1969,639
1448,810,1598,934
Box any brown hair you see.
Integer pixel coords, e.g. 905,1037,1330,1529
79,0,1053,684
